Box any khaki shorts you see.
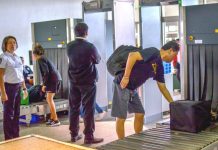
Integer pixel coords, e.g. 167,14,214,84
111,82,145,119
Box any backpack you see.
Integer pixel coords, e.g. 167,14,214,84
107,45,140,76
28,85,46,103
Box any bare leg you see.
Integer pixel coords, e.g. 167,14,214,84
134,113,144,134
116,118,126,139
46,93,58,121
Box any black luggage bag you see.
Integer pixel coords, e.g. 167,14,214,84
170,100,211,133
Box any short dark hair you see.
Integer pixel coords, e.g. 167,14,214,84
74,22,88,37
1,35,18,52
33,44,45,56
161,40,180,52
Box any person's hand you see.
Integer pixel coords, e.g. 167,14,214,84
169,100,174,103
120,76,129,89
1,92,8,102
28,79,33,85
42,86,46,93
23,90,28,99
211,111,217,116
173,69,177,74
211,111,217,121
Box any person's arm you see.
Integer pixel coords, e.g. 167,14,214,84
21,81,28,99
21,81,27,90
91,44,101,64
120,51,143,89
38,58,49,92
38,58,49,87
172,56,178,74
28,78,34,85
172,56,177,68
0,68,7,101
157,81,173,103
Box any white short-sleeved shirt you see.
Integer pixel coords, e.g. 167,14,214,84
0,52,24,83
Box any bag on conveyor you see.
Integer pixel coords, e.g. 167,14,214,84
28,85,46,103
170,100,211,133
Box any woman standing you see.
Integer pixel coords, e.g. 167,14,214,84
33,44,62,126
0,36,28,140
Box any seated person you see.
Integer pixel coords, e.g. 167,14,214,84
20,56,33,89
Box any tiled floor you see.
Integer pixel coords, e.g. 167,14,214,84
0,112,156,149
0,93,180,149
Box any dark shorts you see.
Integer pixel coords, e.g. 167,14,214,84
46,81,61,93
111,82,145,119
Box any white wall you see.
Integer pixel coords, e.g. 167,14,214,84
205,0,218,3
0,0,85,65
162,5,179,17
182,0,203,6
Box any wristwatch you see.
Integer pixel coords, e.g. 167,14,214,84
23,88,27,91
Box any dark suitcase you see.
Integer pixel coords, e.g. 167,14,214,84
170,100,211,133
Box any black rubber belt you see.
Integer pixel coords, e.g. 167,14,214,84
193,45,200,101
188,45,194,100
205,45,213,100
200,45,206,100
212,45,218,111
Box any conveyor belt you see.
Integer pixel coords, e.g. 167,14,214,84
0,99,69,125
97,124,218,150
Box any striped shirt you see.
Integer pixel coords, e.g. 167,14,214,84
0,52,24,83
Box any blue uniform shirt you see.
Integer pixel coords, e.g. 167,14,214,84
0,52,24,83
67,38,101,85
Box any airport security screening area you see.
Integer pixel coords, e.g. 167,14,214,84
1,0,218,150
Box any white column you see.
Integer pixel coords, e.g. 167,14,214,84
141,6,162,124
179,7,188,100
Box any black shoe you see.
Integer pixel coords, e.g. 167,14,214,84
84,137,104,144
71,134,83,142
46,119,53,125
47,120,61,127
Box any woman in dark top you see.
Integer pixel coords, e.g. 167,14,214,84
33,44,62,126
